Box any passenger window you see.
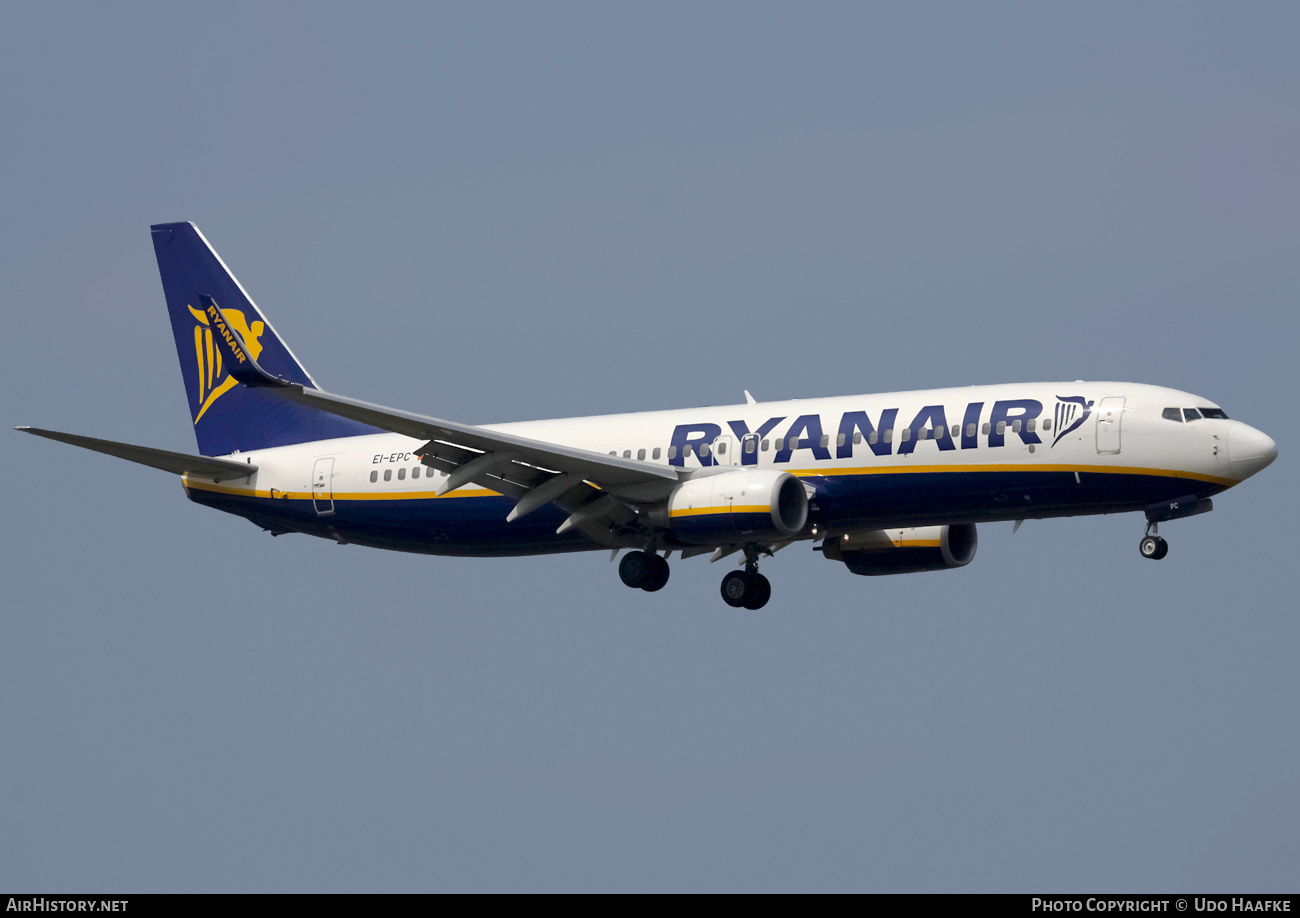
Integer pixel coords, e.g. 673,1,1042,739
609,451,617,456
819,435,829,448
1042,418,1052,431
854,432,863,445
966,423,976,438
700,443,711,457
760,439,769,451
1183,408,1202,422
788,437,799,450
982,422,991,435
866,431,876,445
637,448,646,460
900,428,911,442
683,445,693,456
1162,408,1182,422
996,421,1006,435
412,467,420,479
668,446,677,459
716,442,726,455
950,425,959,438
398,467,406,480
370,470,378,483
383,469,392,482
1012,420,1021,433
837,433,846,447
884,429,893,443
744,439,755,454
623,450,631,458
653,447,661,460
1027,419,1036,432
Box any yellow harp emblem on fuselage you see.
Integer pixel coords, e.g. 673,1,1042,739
187,304,265,424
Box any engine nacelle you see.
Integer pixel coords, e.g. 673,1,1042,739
820,523,977,576
649,469,809,545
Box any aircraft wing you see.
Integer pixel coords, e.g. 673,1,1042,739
16,427,257,481
201,295,679,540
286,386,677,489
281,388,680,541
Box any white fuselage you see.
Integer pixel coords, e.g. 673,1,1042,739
180,381,1274,557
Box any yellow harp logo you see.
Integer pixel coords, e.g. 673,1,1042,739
187,304,265,424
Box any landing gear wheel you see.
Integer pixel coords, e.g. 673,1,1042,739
1139,535,1168,560
742,573,771,610
641,554,670,592
619,550,653,588
720,570,752,607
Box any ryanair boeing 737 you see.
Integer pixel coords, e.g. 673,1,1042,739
18,223,1278,608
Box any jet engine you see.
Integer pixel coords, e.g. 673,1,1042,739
819,523,977,575
647,469,809,544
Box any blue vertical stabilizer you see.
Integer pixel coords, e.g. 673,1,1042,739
151,222,378,455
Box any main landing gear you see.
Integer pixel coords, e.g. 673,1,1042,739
720,546,771,610
616,545,774,608
619,550,670,592
1139,522,1169,560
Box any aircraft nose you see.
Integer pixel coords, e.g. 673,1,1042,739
1228,421,1278,481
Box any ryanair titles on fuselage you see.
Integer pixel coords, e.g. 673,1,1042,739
669,397,1092,467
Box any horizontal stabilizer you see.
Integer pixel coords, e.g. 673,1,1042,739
16,427,257,481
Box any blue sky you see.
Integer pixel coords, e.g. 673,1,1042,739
3,2,1297,891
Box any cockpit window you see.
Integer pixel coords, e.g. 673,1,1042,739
1162,408,1182,422
1200,407,1229,420
1183,408,1202,422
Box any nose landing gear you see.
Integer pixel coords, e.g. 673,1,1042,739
1139,523,1169,560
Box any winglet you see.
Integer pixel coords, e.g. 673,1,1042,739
198,295,290,388
744,390,757,405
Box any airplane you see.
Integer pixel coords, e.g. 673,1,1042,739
18,222,1279,609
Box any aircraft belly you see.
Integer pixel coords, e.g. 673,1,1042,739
185,486,601,556
184,462,1230,556
812,467,1228,529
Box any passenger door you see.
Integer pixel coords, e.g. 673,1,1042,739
312,457,335,516
1096,397,1125,454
